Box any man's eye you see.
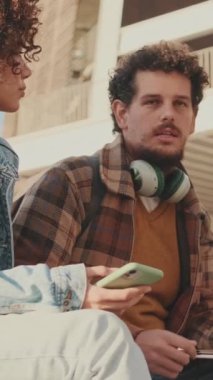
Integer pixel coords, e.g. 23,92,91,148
176,100,187,107
145,99,159,105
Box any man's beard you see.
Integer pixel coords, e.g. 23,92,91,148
137,147,184,171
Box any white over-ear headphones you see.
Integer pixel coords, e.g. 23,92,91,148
130,160,191,203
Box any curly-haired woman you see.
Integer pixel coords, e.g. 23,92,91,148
0,1,151,379
0,0,40,110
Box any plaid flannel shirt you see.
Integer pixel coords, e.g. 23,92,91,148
13,135,213,348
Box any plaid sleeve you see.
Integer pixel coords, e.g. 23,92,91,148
13,166,85,267
185,236,213,349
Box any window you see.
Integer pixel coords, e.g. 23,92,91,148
122,0,207,26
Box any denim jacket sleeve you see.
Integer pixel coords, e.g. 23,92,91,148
0,138,87,314
0,263,87,314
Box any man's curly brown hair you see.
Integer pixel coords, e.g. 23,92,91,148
108,40,209,133
0,0,41,67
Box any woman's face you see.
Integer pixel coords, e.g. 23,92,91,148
0,56,31,112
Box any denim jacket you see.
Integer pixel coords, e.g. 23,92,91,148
0,138,87,313
0,137,19,270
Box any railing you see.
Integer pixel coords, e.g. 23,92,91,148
196,46,213,88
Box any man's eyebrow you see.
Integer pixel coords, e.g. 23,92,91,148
139,94,191,101
174,95,191,101
140,94,161,99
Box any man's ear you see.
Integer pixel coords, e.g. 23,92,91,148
111,100,128,131
193,105,198,117
190,107,197,134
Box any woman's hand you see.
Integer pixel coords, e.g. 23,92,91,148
82,266,151,312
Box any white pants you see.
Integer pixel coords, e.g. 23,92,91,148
0,310,151,380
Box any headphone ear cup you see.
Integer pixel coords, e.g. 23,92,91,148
161,168,191,203
130,160,165,197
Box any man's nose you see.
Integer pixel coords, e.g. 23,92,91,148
160,103,175,122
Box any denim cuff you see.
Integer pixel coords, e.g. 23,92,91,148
51,264,87,311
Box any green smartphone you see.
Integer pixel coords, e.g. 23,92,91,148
95,262,164,289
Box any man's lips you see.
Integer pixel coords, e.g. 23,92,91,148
155,127,179,137
154,127,180,143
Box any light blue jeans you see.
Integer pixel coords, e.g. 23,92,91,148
0,309,151,380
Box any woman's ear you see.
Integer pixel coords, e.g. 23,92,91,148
111,100,128,132
0,62,5,82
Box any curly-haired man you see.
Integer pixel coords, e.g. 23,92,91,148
0,1,152,379
13,40,213,380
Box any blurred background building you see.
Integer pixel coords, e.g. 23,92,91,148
3,0,99,137
2,0,213,219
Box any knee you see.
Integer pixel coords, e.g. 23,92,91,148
80,309,121,326
45,309,131,347
81,309,131,340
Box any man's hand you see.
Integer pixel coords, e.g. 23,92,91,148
82,266,151,312
136,329,197,379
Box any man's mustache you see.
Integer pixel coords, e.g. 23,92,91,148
154,123,181,137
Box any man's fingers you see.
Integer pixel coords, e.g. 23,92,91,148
140,345,185,379
162,346,191,367
170,336,197,358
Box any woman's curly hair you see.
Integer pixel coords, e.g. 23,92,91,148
0,0,41,67
108,40,209,133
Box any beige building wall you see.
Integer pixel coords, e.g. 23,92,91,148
4,0,79,137
26,0,80,95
